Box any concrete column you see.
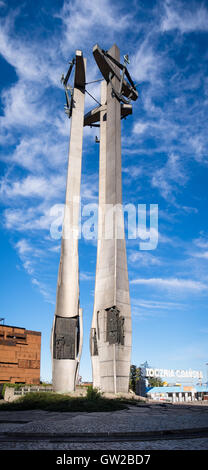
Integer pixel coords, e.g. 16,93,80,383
51,51,86,393
91,45,132,393
90,80,107,389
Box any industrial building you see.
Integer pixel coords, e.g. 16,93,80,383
0,324,41,385
146,385,208,403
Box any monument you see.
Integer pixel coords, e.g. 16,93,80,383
85,44,138,393
51,44,138,394
51,50,86,392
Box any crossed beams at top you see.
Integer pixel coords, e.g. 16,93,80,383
92,44,138,104
61,44,138,122
61,50,86,118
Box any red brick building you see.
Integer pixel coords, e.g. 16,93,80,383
0,324,41,384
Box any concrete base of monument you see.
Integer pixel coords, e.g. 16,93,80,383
4,384,53,402
47,387,147,401
3,384,147,402
102,392,147,401
52,359,78,393
64,388,147,401
55,388,147,401
57,386,147,400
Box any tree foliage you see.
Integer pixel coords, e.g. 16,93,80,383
129,362,164,391
147,377,164,387
129,365,141,392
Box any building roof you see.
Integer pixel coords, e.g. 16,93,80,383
147,385,208,394
0,324,41,335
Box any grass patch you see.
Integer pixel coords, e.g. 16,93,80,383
1,382,26,398
0,392,134,412
86,385,102,401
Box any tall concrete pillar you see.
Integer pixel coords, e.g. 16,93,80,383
51,51,86,393
89,44,137,393
90,80,107,389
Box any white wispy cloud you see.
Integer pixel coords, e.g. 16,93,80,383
3,204,54,232
58,0,132,52
15,237,50,297
130,37,161,84
194,235,208,250
80,272,94,281
161,1,208,33
190,135,206,163
188,235,208,261
9,135,68,172
131,296,185,319
0,81,47,130
131,307,166,320
151,153,188,203
122,165,143,186
129,251,162,266
31,277,55,304
0,8,62,85
49,243,61,253
132,298,184,310
15,238,32,255
191,251,208,260
133,122,148,135
15,238,44,258
0,174,65,200
131,277,206,291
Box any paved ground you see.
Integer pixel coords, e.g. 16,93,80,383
1,439,208,450
0,402,208,450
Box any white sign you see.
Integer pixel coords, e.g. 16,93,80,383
145,368,203,379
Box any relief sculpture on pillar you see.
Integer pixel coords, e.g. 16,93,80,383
53,316,78,360
106,306,125,345
90,328,98,356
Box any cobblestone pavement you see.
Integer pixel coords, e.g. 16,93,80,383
1,403,208,434
0,438,208,450
0,402,208,450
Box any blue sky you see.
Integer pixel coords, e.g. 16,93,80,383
1,0,208,384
